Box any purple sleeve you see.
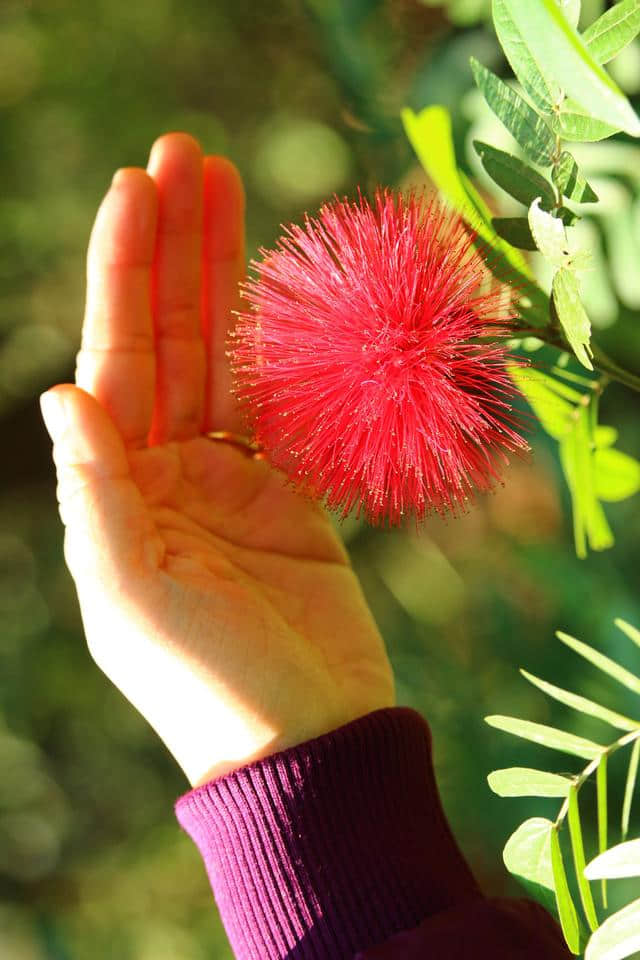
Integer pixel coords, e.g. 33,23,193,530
175,707,570,959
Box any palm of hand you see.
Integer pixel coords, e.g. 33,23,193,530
44,135,394,787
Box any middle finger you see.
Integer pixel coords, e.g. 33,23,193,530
147,133,205,444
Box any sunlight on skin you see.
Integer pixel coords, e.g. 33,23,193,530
40,133,395,787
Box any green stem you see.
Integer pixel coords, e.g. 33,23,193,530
555,727,640,830
590,344,640,394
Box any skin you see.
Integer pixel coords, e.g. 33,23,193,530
40,133,395,788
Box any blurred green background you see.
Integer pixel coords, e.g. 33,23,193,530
2,0,640,957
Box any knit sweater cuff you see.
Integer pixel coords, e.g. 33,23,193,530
175,706,481,960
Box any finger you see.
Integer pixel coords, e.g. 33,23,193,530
201,155,246,433
40,385,161,585
77,168,158,449
147,133,205,443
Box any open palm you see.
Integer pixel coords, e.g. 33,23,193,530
41,134,394,787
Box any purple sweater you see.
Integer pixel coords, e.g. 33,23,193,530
176,706,570,959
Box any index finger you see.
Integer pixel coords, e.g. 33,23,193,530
76,169,158,448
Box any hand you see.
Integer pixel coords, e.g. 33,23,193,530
40,134,395,787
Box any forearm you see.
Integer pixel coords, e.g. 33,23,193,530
176,707,570,959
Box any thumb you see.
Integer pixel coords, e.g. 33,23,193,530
40,384,158,584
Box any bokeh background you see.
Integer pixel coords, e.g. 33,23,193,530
2,0,640,956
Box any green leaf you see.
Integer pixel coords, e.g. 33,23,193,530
553,151,599,202
584,897,640,960
551,826,582,954
530,200,570,266
552,268,594,370
492,217,537,249
470,58,557,165
585,839,640,881
551,98,622,141
596,426,619,448
593,449,640,502
559,406,614,556
488,767,573,797
485,715,604,758
597,757,608,909
401,106,531,279
500,0,640,136
473,140,556,208
401,105,550,327
560,0,581,30
583,0,640,66
621,738,640,841
520,669,639,731
616,619,640,649
557,631,640,694
568,785,599,931
491,0,560,112
503,817,556,889
509,366,576,439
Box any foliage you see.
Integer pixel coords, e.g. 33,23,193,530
402,0,640,557
487,619,640,956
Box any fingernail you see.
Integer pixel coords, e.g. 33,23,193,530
39,391,66,441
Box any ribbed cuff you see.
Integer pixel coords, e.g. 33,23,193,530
175,706,481,960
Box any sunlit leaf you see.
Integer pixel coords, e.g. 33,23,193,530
470,58,557,165
616,619,640,649
584,897,640,960
622,739,640,840
499,0,640,136
552,151,598,202
473,140,556,207
492,216,537,249
585,839,640,881
401,105,550,328
596,426,619,448
557,632,640,695
559,407,614,556
401,105,531,279
568,785,598,931
560,0,581,30
552,99,621,141
530,200,570,266
552,268,594,370
583,0,640,66
485,715,604,758
491,0,560,111
509,366,576,439
597,758,608,909
593,449,640,502
520,669,639,731
503,817,555,888
488,767,573,797
551,826,582,954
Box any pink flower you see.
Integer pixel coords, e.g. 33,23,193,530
230,190,527,525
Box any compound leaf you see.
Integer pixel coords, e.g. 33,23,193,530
500,0,640,136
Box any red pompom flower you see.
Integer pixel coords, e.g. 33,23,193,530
231,191,527,525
